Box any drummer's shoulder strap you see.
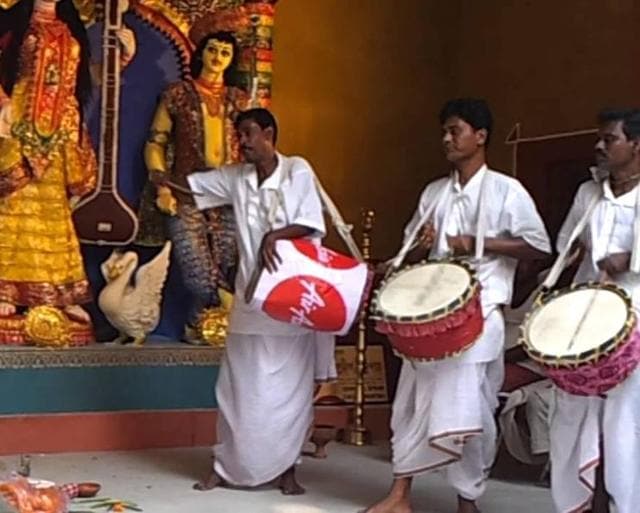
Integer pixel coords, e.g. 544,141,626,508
267,155,299,227
542,183,603,289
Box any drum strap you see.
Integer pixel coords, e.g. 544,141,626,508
474,170,490,260
389,179,453,273
389,169,491,272
265,166,363,262
245,162,364,302
311,173,364,262
542,188,603,289
244,162,291,304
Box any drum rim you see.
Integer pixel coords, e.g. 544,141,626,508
369,259,479,324
520,281,635,367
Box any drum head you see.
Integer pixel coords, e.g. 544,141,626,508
378,262,472,319
525,286,630,360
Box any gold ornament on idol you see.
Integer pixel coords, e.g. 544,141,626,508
193,77,225,117
196,289,233,347
24,305,71,347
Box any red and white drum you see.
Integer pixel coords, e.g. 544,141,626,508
371,260,483,361
521,282,640,396
248,239,372,335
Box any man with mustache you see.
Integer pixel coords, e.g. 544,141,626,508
363,98,550,513
185,108,334,495
549,108,640,513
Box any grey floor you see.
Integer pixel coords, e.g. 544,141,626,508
0,443,555,513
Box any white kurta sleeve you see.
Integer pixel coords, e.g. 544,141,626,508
289,161,326,237
187,167,234,210
504,182,552,254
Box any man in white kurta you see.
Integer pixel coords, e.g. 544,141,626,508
392,166,551,484
185,108,333,494
364,98,550,513
550,109,640,513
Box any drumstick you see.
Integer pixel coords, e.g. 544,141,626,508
244,259,264,303
383,242,418,264
543,189,602,290
388,179,453,273
566,270,609,351
165,181,205,196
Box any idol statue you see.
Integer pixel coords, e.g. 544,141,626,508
0,0,134,344
139,10,249,344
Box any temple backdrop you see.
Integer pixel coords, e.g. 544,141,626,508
79,0,640,339
83,12,187,341
4,0,640,453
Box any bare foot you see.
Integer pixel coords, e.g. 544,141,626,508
193,470,224,491
0,301,16,317
457,495,481,513
278,466,305,495
359,495,412,513
64,305,91,324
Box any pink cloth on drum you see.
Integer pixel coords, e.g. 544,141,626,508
547,329,640,396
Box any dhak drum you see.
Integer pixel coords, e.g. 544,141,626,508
371,260,483,360
521,282,640,396
247,239,372,336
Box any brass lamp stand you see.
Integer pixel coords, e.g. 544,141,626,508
345,209,375,446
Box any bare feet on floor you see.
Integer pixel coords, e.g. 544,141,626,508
278,466,305,495
0,301,15,317
456,495,481,513
193,470,224,491
359,496,412,513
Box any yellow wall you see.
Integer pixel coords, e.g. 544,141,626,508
272,0,640,258
271,0,454,257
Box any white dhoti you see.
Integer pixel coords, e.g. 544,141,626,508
390,310,504,500
603,367,640,513
550,366,640,513
213,332,319,486
550,390,602,513
313,332,337,383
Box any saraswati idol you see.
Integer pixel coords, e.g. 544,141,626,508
0,0,134,345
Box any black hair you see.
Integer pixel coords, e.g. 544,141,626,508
190,31,240,87
234,108,278,144
0,0,92,111
597,108,640,141
439,98,493,146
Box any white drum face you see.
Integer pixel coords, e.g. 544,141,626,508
379,263,470,317
526,288,627,356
